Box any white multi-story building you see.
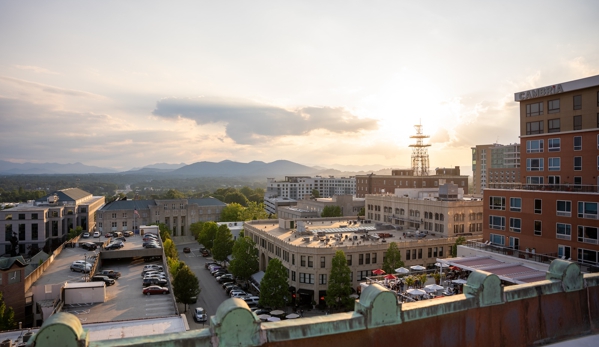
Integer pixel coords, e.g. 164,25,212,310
265,176,356,201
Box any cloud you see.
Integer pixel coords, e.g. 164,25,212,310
152,97,378,144
14,65,59,75
0,76,105,99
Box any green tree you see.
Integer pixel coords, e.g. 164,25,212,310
241,201,269,221
164,189,186,199
357,207,365,216
173,265,201,312
68,226,83,240
190,222,204,240
240,186,254,198
382,242,404,275
311,189,320,198
259,259,289,309
154,223,172,242
0,292,15,331
198,222,218,250
326,250,353,311
220,203,244,222
229,236,259,285
321,205,342,217
452,236,466,257
212,225,234,263
164,239,178,260
224,192,249,207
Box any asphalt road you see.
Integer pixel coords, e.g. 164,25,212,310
175,240,230,329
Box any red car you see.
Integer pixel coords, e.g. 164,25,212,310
143,285,169,295
105,232,112,238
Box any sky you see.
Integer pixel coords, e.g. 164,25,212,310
1,1,598,172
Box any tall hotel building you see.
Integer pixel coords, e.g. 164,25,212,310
483,75,599,267
471,143,521,195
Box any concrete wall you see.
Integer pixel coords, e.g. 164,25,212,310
26,259,599,347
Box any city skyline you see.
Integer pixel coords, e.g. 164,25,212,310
1,1,598,171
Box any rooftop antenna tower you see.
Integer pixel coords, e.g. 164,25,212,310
409,122,430,176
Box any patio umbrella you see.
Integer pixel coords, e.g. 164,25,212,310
410,265,426,271
384,274,397,280
406,288,426,296
258,314,271,321
270,310,285,316
425,284,445,291
267,317,281,322
434,262,446,267
286,313,300,319
372,269,386,275
349,294,359,299
452,279,468,284
395,267,410,274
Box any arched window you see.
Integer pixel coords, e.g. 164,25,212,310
400,209,405,215
435,213,439,220
440,214,445,221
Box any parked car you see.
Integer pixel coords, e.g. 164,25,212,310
201,250,210,257
123,231,134,237
205,261,219,269
99,269,121,279
82,232,90,238
91,275,115,286
242,296,260,307
143,277,168,287
145,243,161,249
207,264,221,271
216,274,233,282
194,307,207,322
93,231,101,238
225,285,242,295
142,285,169,295
143,234,158,240
70,263,91,273
143,264,163,272
211,269,226,277
105,243,123,250
73,260,93,267
183,247,191,253
230,290,247,298
81,242,97,251
218,276,235,284
104,232,112,238
223,282,237,290
114,236,126,243
143,241,160,248
142,270,166,278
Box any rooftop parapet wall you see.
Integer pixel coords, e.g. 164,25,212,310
26,260,599,347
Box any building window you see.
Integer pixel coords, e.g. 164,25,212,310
18,214,25,220
299,273,314,284
526,158,544,171
548,158,560,171
357,271,370,281
489,196,506,210
578,225,598,244
574,176,582,186
319,274,327,285
556,223,571,240
291,271,296,281
19,224,25,240
308,256,313,268
8,271,20,284
526,102,543,116
578,248,599,266
534,199,542,214
372,253,377,264
489,233,504,246
573,115,582,130
320,256,326,268
548,118,560,133
111,222,117,228
574,136,582,151
556,200,571,217
558,245,571,260
527,176,544,185
526,121,544,135
573,95,582,110
358,254,364,265
365,253,370,264
510,197,521,212
548,176,561,185
548,99,560,113
346,254,352,266
111,213,117,219
574,156,582,171
534,220,542,236
32,224,38,240
122,221,127,227
548,138,561,152
300,256,306,267
578,201,598,219
489,215,505,230
526,139,544,153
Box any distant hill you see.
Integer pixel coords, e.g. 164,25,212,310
171,160,319,178
0,160,117,175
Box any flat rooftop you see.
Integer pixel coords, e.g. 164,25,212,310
438,256,549,284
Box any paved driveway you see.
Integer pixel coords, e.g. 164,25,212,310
176,240,230,329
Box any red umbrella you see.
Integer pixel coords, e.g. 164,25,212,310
372,269,386,275
384,274,396,280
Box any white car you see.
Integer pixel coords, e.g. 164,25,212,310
194,307,207,322
82,232,90,238
93,231,101,238
230,290,247,298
